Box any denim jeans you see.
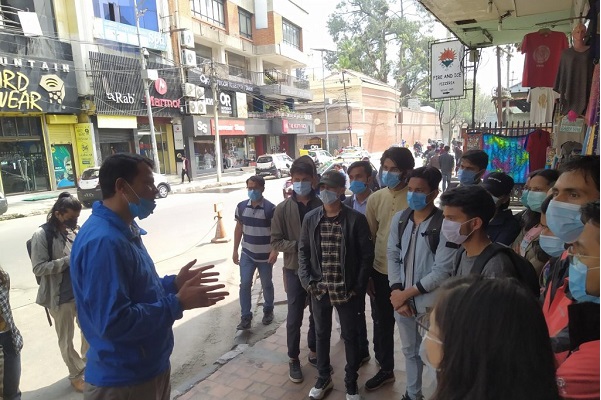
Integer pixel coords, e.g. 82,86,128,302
239,253,274,318
0,331,21,400
284,268,316,359
394,312,423,399
312,292,362,385
370,269,395,371
442,172,452,192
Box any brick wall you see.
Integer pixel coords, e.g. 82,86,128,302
254,12,282,46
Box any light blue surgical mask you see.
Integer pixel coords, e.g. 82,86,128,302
457,168,478,185
293,181,312,196
349,180,367,195
124,182,156,220
520,189,530,207
407,191,432,211
319,189,339,205
539,234,566,257
248,189,262,202
568,257,600,304
546,200,584,243
527,191,547,212
381,171,401,188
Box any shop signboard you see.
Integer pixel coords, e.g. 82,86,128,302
173,124,185,150
203,89,236,116
187,69,256,93
281,119,312,134
75,123,97,173
211,119,246,136
93,18,167,51
430,40,465,99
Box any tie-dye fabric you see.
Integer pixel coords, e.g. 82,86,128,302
482,134,530,184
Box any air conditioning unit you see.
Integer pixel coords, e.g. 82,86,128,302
187,100,207,115
181,30,194,49
182,49,197,67
195,86,205,99
183,82,196,98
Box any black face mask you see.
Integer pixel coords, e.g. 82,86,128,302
63,218,78,230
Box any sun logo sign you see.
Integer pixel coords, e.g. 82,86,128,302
39,74,66,104
438,48,457,69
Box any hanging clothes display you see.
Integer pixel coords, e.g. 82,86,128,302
528,88,560,124
482,134,530,184
521,30,569,88
585,63,600,126
585,0,600,61
525,129,552,171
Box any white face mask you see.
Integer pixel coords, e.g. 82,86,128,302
419,332,442,371
441,218,475,244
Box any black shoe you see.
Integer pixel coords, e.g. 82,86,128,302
364,369,395,391
346,382,361,400
401,393,424,400
360,353,371,366
308,353,317,367
262,310,274,325
289,359,303,383
236,315,252,331
309,376,333,399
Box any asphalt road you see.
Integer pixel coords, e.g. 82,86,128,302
0,176,289,400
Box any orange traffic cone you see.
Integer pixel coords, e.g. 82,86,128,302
211,203,230,243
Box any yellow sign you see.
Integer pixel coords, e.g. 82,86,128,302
75,123,96,173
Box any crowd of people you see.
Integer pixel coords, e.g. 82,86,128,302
0,146,595,400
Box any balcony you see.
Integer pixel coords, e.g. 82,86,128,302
257,69,312,101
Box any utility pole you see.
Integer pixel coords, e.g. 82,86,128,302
211,62,222,182
312,48,331,152
496,46,504,126
505,44,512,126
134,0,161,173
340,70,352,146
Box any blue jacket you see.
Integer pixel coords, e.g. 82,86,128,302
70,202,183,386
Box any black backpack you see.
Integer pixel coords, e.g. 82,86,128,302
26,224,55,326
456,243,540,297
397,207,445,254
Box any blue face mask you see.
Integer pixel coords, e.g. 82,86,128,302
539,234,566,257
407,191,431,211
349,180,367,195
520,189,530,207
546,200,584,243
125,182,156,220
457,168,478,185
381,171,402,188
569,257,600,304
293,181,312,196
319,189,339,205
248,189,262,202
527,191,547,213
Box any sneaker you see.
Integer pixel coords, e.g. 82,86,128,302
364,369,395,391
289,359,303,383
70,377,85,393
360,353,371,366
308,353,317,367
236,315,252,331
346,382,361,400
309,376,333,399
262,310,274,325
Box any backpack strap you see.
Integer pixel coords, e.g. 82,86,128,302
396,208,414,250
471,243,505,275
424,208,444,254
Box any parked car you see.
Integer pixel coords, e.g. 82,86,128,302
0,191,7,215
255,153,294,178
77,167,171,207
299,148,334,166
339,146,370,159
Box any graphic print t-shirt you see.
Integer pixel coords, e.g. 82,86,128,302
521,31,568,88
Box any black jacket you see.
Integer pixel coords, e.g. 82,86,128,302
486,208,521,246
298,204,374,294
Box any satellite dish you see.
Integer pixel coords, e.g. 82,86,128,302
314,118,321,126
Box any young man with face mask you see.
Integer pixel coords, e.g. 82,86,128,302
481,172,521,246
70,154,228,399
440,185,514,277
298,170,374,400
232,176,277,331
542,155,600,365
271,156,321,383
556,200,600,400
387,167,457,400
457,150,488,186
364,147,414,391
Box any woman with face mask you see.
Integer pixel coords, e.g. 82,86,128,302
29,192,88,392
424,276,560,400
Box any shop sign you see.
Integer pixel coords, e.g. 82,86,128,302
195,119,210,135
74,123,98,173
430,40,465,99
93,18,167,51
106,91,135,104
204,90,235,116
187,69,255,92
145,78,181,108
282,119,311,134
173,124,184,149
211,119,246,136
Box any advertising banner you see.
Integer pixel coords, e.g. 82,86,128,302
430,40,465,99
75,123,97,173
52,144,76,188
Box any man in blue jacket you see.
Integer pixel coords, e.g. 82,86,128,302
70,153,229,399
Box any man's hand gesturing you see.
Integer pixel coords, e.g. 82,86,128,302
176,265,229,310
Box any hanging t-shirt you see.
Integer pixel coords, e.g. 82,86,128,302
554,47,594,115
528,88,560,124
521,31,569,88
525,129,552,171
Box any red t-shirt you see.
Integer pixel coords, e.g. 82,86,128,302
556,340,600,400
521,31,568,87
525,129,552,171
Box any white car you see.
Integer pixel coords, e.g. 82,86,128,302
255,153,294,178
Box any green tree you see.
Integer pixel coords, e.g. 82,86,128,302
435,81,495,131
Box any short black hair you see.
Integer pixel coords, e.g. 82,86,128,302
461,150,489,170
290,155,316,177
409,166,442,192
347,161,373,177
444,145,450,152
560,155,600,192
581,200,600,226
246,175,265,188
99,153,154,199
440,185,496,228
529,169,560,187
380,146,415,170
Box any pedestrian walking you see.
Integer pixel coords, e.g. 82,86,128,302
30,192,87,392
232,176,277,330
0,264,22,400
70,153,228,399
180,154,191,183
439,146,454,191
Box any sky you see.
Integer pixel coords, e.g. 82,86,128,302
301,0,526,95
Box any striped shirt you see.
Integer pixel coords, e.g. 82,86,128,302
235,198,276,262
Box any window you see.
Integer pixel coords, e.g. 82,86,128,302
93,0,159,31
282,19,300,49
190,0,225,28
238,8,252,39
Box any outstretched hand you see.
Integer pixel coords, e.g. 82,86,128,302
176,260,215,291
176,266,229,310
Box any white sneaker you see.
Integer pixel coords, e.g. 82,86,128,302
346,394,362,400
309,376,333,399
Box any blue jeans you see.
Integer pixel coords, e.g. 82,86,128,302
442,172,452,192
239,253,274,318
394,312,423,399
0,331,21,400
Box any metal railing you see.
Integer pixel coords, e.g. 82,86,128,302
466,121,553,137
